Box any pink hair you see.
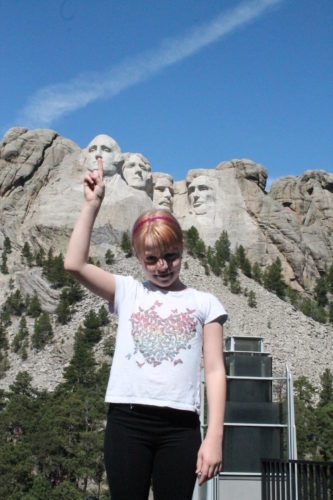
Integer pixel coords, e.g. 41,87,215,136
131,210,183,257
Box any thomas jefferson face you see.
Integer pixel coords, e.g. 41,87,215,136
188,176,216,215
153,177,174,209
86,134,121,176
122,154,152,190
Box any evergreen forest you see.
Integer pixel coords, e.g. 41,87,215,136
0,233,332,498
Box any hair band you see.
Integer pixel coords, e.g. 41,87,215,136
132,216,178,236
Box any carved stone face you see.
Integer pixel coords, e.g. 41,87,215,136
122,153,152,190
86,134,121,176
188,176,216,215
153,177,174,209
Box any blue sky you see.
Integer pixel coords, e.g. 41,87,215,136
1,0,332,184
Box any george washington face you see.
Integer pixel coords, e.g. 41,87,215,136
86,134,121,176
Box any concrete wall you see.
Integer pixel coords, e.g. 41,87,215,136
218,475,261,500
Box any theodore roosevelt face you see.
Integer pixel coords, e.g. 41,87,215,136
153,176,174,209
188,175,216,215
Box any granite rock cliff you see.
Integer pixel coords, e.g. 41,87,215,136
1,127,332,292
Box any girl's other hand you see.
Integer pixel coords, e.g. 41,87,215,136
196,435,223,485
84,158,105,205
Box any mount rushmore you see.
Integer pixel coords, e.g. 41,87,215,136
0,126,332,294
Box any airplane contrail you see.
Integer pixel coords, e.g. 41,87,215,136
17,0,283,127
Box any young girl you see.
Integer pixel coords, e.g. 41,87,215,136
65,158,227,500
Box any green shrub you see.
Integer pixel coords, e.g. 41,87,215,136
248,291,257,308
31,312,53,350
105,249,115,265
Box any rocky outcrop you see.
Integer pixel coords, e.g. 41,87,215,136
269,171,333,288
1,127,332,293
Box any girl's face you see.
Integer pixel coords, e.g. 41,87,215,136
138,239,182,290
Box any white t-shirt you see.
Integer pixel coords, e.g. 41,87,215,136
105,275,228,414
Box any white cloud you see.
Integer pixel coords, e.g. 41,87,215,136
17,0,283,128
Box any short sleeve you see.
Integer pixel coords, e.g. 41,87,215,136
201,292,228,325
108,275,138,314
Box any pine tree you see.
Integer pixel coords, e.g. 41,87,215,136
327,263,333,294
43,247,54,277
27,293,42,318
60,280,84,305
12,316,29,354
83,310,102,346
312,305,327,324
314,275,328,307
263,258,286,299
286,286,299,307
9,370,35,396
24,476,52,499
34,247,45,267
318,368,333,407
293,376,316,459
48,253,68,288
226,255,238,284
98,305,109,326
0,307,11,327
185,226,200,256
31,312,53,350
55,297,71,325
22,242,34,266
236,244,252,277
103,334,116,357
230,279,241,294
315,403,333,461
5,289,25,316
248,291,257,308
252,262,263,283
300,297,313,317
214,231,230,268
4,236,12,254
195,238,206,259
0,321,9,378
63,327,96,388
0,321,8,352
236,245,246,267
105,249,115,265
121,232,132,257
0,250,8,274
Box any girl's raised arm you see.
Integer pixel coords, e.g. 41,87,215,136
64,158,116,303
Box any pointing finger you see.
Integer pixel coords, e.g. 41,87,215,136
97,157,104,180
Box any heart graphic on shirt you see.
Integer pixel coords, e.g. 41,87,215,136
129,301,197,367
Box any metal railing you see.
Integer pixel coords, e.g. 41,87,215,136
262,459,333,500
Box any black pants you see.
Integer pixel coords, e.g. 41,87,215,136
104,403,201,500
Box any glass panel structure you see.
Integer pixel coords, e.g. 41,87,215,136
225,337,263,352
227,379,273,403
225,402,283,424
223,427,284,472
225,352,272,377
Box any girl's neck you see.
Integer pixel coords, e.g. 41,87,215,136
148,278,187,292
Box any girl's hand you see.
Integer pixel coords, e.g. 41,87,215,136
196,435,223,486
83,158,105,205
